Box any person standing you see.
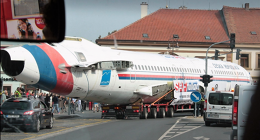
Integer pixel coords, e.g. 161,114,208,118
77,99,82,112
58,96,64,113
45,94,51,109
15,87,22,97
200,92,205,116
26,90,30,97
52,94,60,114
70,98,75,114
93,102,99,113
1,90,7,105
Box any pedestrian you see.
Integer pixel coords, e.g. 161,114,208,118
58,96,64,113
52,94,60,114
26,90,30,97
77,99,82,112
200,92,205,116
15,87,22,97
45,94,51,109
82,100,86,110
63,97,67,113
70,98,75,114
1,90,7,105
93,102,99,113
72,98,77,112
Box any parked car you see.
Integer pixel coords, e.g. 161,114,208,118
0,96,53,132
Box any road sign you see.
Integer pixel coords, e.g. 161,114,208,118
190,91,202,102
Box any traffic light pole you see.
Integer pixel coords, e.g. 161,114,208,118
205,40,230,92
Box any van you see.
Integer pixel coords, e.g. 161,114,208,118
203,90,234,126
230,85,256,140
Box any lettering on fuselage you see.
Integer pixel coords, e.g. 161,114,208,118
213,63,240,70
164,55,186,59
174,81,199,92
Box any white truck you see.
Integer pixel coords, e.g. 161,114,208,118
230,85,257,140
203,90,234,126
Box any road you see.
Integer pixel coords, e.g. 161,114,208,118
1,111,232,140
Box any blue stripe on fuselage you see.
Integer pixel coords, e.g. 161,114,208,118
22,44,57,91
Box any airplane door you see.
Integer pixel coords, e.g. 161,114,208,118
73,70,89,96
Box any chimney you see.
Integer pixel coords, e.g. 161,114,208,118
245,3,249,10
141,2,148,18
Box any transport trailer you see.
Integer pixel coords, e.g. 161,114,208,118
101,89,175,119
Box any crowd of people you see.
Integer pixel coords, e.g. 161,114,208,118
0,87,102,114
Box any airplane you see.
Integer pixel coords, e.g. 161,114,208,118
0,37,252,118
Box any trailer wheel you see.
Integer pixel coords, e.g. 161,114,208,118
151,108,157,119
167,107,174,117
159,107,165,118
140,107,148,119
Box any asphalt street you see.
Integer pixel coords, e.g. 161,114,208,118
0,110,232,140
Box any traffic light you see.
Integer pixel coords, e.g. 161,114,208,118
200,75,205,83
208,75,213,83
200,75,213,87
236,49,241,60
230,33,235,50
214,50,219,60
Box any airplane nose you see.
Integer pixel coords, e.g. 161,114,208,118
1,49,25,77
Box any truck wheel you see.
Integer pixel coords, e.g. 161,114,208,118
159,107,165,118
205,121,210,126
167,107,174,117
151,108,157,119
140,107,148,119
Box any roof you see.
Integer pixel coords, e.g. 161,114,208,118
222,6,260,43
100,9,229,43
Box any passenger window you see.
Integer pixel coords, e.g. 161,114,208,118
158,66,160,71
154,66,157,71
135,65,137,70
33,101,40,109
148,66,150,70
145,65,147,70
163,67,166,71
142,65,144,70
209,93,233,105
40,102,46,109
138,65,141,70
166,67,168,71
151,66,153,71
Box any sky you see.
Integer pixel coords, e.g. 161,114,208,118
65,0,259,42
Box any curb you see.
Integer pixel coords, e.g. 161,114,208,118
54,114,80,119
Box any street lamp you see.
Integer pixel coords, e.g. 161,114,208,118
167,34,179,55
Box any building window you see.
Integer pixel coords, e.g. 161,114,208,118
239,53,251,69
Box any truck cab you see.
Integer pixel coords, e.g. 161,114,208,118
230,85,257,140
203,90,234,126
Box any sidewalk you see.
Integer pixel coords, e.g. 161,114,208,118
53,109,101,119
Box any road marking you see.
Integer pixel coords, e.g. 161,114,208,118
20,120,112,140
158,118,182,140
158,117,203,140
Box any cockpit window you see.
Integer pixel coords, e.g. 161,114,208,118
75,52,86,62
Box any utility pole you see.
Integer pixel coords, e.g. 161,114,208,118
204,40,230,92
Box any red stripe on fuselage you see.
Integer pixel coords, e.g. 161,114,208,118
118,74,250,82
37,43,73,95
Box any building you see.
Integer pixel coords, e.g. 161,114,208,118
96,3,260,83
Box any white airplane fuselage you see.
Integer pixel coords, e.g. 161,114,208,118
0,38,252,105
